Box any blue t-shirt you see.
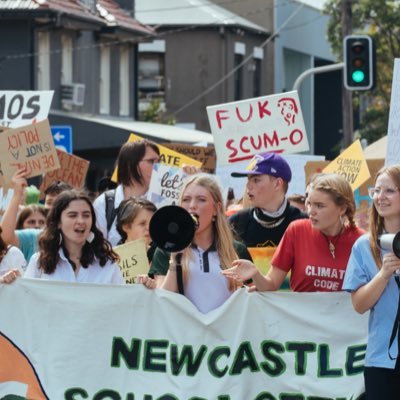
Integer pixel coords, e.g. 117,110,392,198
343,234,399,369
16,229,41,263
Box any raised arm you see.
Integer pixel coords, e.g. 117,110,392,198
1,168,28,246
351,252,400,314
222,259,288,291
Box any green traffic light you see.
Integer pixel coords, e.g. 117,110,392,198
352,70,365,83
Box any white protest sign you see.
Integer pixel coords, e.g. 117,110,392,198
207,91,309,166
0,279,367,399
385,59,400,166
0,91,54,128
147,164,186,207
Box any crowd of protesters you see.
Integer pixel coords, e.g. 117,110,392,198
1,139,399,398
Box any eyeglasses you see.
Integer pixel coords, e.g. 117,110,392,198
368,186,399,199
141,158,160,165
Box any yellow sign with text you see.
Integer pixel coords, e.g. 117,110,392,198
111,133,201,182
323,140,370,190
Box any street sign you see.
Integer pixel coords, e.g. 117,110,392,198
51,125,73,153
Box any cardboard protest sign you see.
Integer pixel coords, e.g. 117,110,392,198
322,140,370,190
305,158,384,231
385,58,400,166
207,91,309,166
113,238,149,284
163,143,216,173
0,119,60,183
111,133,201,182
0,91,54,128
40,149,89,194
147,164,186,207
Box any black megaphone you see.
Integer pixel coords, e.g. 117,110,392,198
378,232,400,258
149,205,199,252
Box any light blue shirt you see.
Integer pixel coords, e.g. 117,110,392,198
16,229,41,263
343,234,399,369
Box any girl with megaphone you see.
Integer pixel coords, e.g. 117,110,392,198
139,174,252,313
343,165,400,399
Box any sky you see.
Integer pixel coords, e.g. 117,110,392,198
298,0,329,10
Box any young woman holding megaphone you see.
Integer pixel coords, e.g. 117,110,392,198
138,174,252,313
343,165,400,399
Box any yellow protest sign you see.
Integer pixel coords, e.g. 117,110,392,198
322,140,370,190
111,133,201,182
113,238,149,284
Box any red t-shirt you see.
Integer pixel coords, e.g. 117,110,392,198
271,219,364,292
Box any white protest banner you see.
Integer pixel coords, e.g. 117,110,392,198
147,164,186,207
0,91,54,128
385,58,400,166
0,279,367,399
0,119,60,183
207,91,309,166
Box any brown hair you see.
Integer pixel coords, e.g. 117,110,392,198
369,165,400,269
308,173,356,227
38,190,118,274
16,204,47,230
116,140,160,186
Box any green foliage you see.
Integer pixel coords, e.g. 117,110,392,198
323,0,400,143
139,99,176,125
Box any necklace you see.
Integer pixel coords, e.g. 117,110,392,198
323,226,344,259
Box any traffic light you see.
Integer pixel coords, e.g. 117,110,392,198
343,35,375,91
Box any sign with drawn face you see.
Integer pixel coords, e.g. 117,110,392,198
207,91,309,166
0,91,54,128
0,119,60,183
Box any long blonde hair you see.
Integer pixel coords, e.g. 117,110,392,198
369,166,400,269
308,173,356,227
179,174,238,290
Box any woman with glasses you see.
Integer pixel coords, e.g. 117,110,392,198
222,173,364,292
116,198,157,262
343,166,400,398
93,140,160,246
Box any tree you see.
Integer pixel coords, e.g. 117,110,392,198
324,0,400,144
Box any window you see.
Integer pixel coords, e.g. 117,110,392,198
234,42,245,101
100,44,110,114
37,31,50,90
61,34,73,85
119,46,130,116
253,47,263,97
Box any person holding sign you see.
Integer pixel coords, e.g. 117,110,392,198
116,198,157,262
343,166,400,398
145,174,252,313
223,173,364,292
94,140,160,246
24,190,124,284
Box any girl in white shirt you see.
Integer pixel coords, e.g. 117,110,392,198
0,227,26,277
25,190,124,285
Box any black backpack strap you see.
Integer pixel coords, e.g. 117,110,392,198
104,189,117,233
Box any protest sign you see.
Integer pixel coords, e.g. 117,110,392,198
147,164,186,207
0,119,60,183
323,140,370,190
207,91,309,166
0,91,54,128
111,133,201,182
163,143,216,173
40,149,89,194
385,59,400,166
0,279,367,399
113,238,149,284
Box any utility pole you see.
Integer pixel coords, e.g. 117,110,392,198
341,0,353,147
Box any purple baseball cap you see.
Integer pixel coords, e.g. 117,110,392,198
231,152,292,182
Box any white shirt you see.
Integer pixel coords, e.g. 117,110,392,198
185,246,232,314
0,246,26,276
93,184,125,247
24,249,124,285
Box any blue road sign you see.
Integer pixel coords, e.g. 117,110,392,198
51,126,73,154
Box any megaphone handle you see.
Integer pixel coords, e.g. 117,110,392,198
175,252,183,266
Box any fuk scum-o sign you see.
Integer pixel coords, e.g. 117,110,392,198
207,91,309,165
